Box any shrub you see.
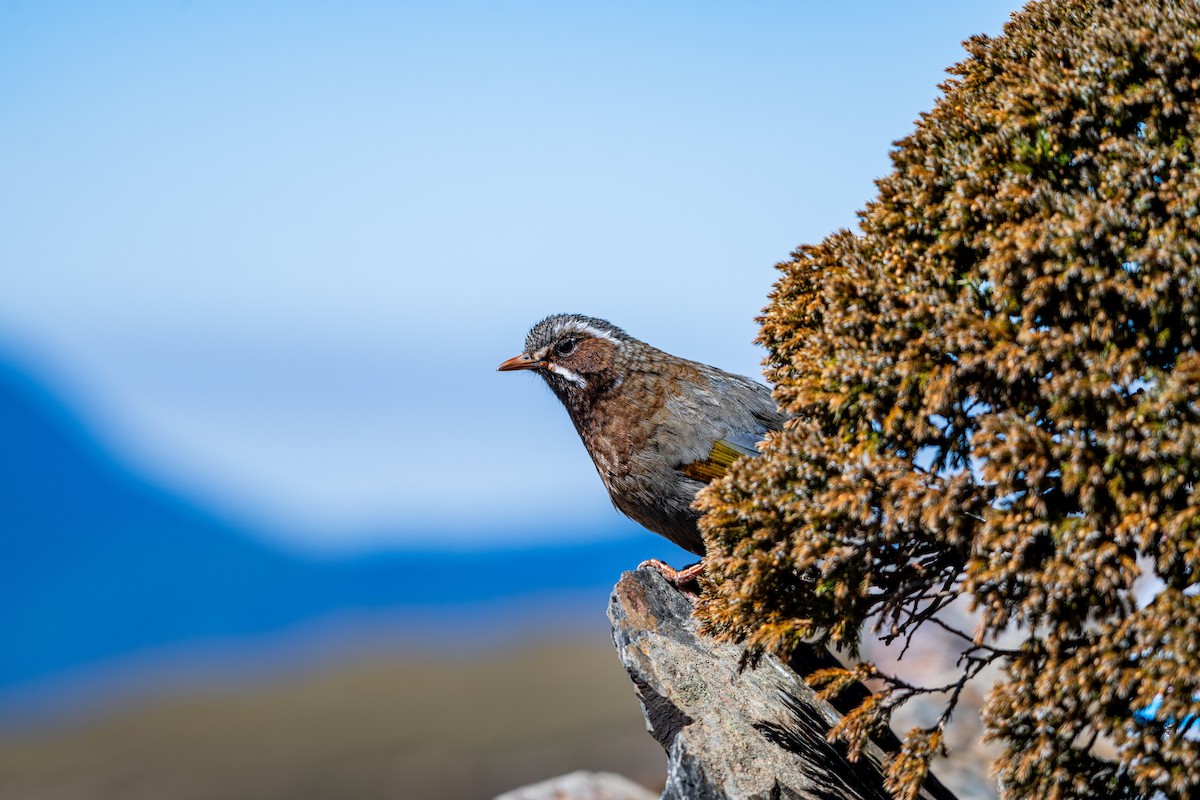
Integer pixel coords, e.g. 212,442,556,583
695,1,1200,797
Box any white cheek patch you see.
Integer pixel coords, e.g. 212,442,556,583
546,362,587,387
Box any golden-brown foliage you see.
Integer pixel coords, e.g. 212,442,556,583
695,1,1200,797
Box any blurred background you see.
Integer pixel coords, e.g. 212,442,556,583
1,2,1021,798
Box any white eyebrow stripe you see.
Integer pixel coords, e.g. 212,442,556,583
546,362,587,387
570,324,623,345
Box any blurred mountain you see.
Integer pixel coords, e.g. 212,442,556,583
0,354,685,695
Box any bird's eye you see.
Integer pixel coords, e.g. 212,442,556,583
554,338,579,358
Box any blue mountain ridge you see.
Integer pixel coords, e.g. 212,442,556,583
0,354,691,690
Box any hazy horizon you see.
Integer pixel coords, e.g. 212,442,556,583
2,1,1024,550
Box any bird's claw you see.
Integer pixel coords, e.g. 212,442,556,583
638,559,704,601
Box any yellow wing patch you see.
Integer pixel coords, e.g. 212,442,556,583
679,439,748,483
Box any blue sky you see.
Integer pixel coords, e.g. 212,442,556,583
2,1,1023,550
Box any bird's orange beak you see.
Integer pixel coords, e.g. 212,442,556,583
497,353,543,372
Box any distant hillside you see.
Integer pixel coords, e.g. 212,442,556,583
0,639,665,800
0,355,690,693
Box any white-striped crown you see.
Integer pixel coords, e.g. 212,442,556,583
524,314,630,356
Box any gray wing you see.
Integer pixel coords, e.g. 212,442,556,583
662,364,786,483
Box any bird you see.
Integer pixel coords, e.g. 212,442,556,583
498,313,786,585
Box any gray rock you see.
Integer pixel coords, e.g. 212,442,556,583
494,769,659,800
608,568,958,800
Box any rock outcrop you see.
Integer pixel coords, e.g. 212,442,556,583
608,568,957,800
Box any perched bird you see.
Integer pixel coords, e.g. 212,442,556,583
498,314,785,583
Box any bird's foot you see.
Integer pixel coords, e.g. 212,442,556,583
637,559,704,601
